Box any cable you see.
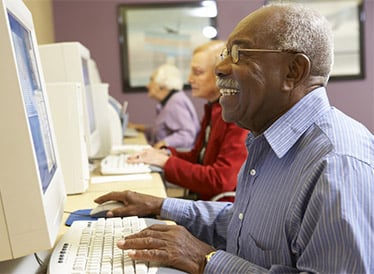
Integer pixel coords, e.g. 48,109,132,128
34,252,44,266
34,252,50,274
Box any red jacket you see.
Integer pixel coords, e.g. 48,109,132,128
164,102,248,201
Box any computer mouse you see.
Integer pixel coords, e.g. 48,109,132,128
89,200,126,218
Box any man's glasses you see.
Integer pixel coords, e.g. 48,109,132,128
220,44,289,64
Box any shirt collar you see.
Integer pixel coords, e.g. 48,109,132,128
160,89,178,107
261,87,331,158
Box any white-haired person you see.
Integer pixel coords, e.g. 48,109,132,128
129,64,200,150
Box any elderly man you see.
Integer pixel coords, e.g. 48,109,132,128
95,4,374,273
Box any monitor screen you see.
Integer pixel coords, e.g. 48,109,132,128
9,12,57,193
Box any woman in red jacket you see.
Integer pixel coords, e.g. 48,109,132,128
128,41,248,201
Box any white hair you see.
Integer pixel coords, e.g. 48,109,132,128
263,3,334,84
154,64,183,91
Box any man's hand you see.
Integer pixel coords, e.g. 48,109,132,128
118,224,215,274
94,190,164,218
127,148,170,167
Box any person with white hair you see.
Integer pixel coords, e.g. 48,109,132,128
130,63,200,150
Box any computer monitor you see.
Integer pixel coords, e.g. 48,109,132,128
87,58,102,84
46,82,90,194
38,42,101,159
108,101,124,148
108,95,123,118
87,57,124,151
0,0,66,261
91,83,112,158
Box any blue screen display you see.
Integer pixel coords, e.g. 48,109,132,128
8,12,57,193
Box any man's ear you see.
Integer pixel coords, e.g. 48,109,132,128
283,53,311,90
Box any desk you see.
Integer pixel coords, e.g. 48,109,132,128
64,173,166,212
60,134,167,235
123,130,147,144
60,173,166,231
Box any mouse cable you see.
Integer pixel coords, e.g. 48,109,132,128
33,252,44,266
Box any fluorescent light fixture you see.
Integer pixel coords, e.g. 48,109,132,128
203,26,217,38
188,1,217,18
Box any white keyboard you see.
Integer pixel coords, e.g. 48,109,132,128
124,128,140,137
48,217,186,274
111,144,151,155
100,154,151,175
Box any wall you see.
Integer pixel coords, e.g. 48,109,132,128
24,0,55,44
52,0,374,132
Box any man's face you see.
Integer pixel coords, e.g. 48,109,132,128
188,51,220,102
215,10,291,134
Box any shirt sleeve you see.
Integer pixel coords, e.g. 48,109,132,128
204,251,268,274
161,198,233,249
161,199,288,273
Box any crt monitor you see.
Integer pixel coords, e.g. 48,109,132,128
90,83,112,158
46,82,90,195
38,42,101,159
0,0,66,261
87,57,123,155
87,58,102,84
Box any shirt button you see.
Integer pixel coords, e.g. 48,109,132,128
250,169,256,176
238,213,244,220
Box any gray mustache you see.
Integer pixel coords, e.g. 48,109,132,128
216,78,240,89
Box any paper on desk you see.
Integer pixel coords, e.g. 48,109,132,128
90,173,152,184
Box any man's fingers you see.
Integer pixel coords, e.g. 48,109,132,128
124,224,172,240
94,191,123,204
118,236,166,250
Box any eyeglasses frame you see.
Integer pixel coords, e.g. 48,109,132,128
221,44,294,64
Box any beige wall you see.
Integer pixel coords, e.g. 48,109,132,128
23,0,55,44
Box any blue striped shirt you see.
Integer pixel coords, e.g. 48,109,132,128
161,87,374,273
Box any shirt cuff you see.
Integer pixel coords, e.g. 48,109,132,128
160,198,194,223
204,250,267,274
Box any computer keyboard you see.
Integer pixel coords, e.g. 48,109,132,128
100,154,151,175
111,144,151,155
48,217,186,274
124,127,140,138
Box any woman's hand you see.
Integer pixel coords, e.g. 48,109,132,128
127,148,170,168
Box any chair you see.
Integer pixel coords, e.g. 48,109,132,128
210,191,236,202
